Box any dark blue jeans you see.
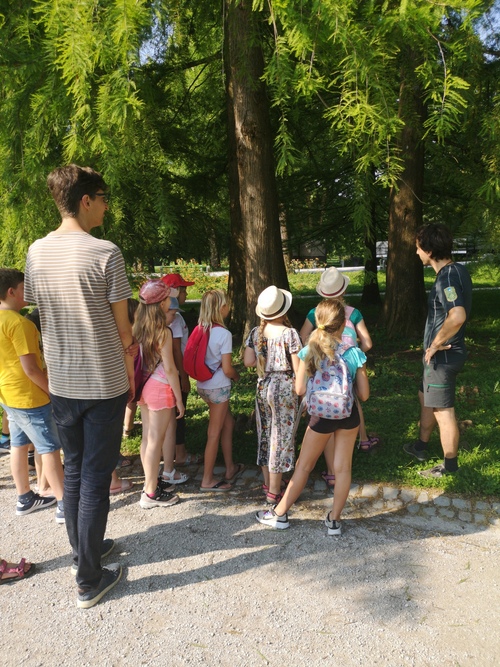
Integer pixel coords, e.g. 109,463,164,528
50,391,128,590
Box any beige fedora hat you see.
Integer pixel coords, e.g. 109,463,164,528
316,267,350,298
255,286,293,320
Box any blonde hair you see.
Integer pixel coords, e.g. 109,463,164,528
133,300,170,371
255,315,292,377
199,289,227,330
304,299,345,377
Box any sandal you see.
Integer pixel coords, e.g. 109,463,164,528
175,452,203,467
321,471,336,488
224,463,246,484
262,479,289,495
358,435,380,452
266,491,283,504
0,558,36,584
109,479,133,495
161,468,189,485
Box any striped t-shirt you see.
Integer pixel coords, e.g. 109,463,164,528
24,231,132,399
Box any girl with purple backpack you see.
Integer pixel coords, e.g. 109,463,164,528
256,299,369,536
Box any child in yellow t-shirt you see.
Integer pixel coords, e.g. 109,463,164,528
0,268,64,520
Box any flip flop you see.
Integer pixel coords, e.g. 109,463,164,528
116,455,133,469
224,463,246,484
321,471,336,488
175,452,203,467
0,558,36,584
199,479,232,492
109,479,133,495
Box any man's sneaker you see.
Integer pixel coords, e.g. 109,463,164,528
255,506,289,530
418,464,450,478
0,435,10,454
71,538,115,574
55,505,65,524
139,486,179,509
76,564,122,609
16,493,57,516
324,512,342,536
403,440,429,462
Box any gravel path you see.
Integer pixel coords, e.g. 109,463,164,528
1,456,499,667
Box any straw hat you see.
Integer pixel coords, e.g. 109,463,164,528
139,280,178,304
316,267,349,298
255,286,292,320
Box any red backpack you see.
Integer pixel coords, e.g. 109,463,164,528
183,324,223,381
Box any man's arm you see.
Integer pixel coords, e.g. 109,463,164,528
424,306,467,365
19,354,49,396
111,300,135,400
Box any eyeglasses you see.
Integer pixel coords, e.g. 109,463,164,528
94,192,111,204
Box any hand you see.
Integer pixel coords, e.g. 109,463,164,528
424,343,451,365
125,340,139,358
176,402,185,419
180,374,191,393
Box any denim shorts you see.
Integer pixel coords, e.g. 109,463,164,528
0,402,61,454
197,385,231,405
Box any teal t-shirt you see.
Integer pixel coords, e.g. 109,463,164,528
306,305,363,328
298,344,366,379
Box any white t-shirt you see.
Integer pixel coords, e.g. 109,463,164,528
197,326,233,390
169,313,189,353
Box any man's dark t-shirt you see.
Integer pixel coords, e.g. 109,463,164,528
424,262,472,362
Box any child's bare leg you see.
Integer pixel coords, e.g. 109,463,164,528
268,471,283,497
123,402,137,434
274,428,330,515
161,417,185,480
323,436,335,477
34,449,51,494
221,409,241,480
142,407,173,495
330,427,358,521
10,444,31,495
201,401,230,489
40,450,64,501
358,401,368,442
261,467,270,488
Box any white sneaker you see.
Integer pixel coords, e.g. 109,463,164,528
255,506,289,530
324,512,342,536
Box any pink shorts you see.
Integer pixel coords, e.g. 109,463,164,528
138,377,176,411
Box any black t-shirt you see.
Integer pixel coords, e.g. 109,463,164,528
424,262,472,361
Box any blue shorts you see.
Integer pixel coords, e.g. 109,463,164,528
0,402,61,454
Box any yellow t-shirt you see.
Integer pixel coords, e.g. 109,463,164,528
0,309,49,409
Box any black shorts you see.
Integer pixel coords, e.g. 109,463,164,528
308,401,360,434
420,356,465,409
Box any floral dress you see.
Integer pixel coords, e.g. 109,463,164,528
246,327,302,473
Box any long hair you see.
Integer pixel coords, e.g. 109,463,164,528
255,314,292,377
133,301,170,371
199,289,227,330
305,299,345,377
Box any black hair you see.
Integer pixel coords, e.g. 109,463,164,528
416,224,453,261
0,268,24,300
47,164,107,218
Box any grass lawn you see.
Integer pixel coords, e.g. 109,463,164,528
123,268,500,499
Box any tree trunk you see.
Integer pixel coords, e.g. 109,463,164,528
224,0,290,341
361,218,382,307
382,48,427,337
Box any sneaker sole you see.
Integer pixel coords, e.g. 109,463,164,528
139,496,180,509
403,444,428,462
256,515,289,530
76,565,122,609
16,497,57,515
